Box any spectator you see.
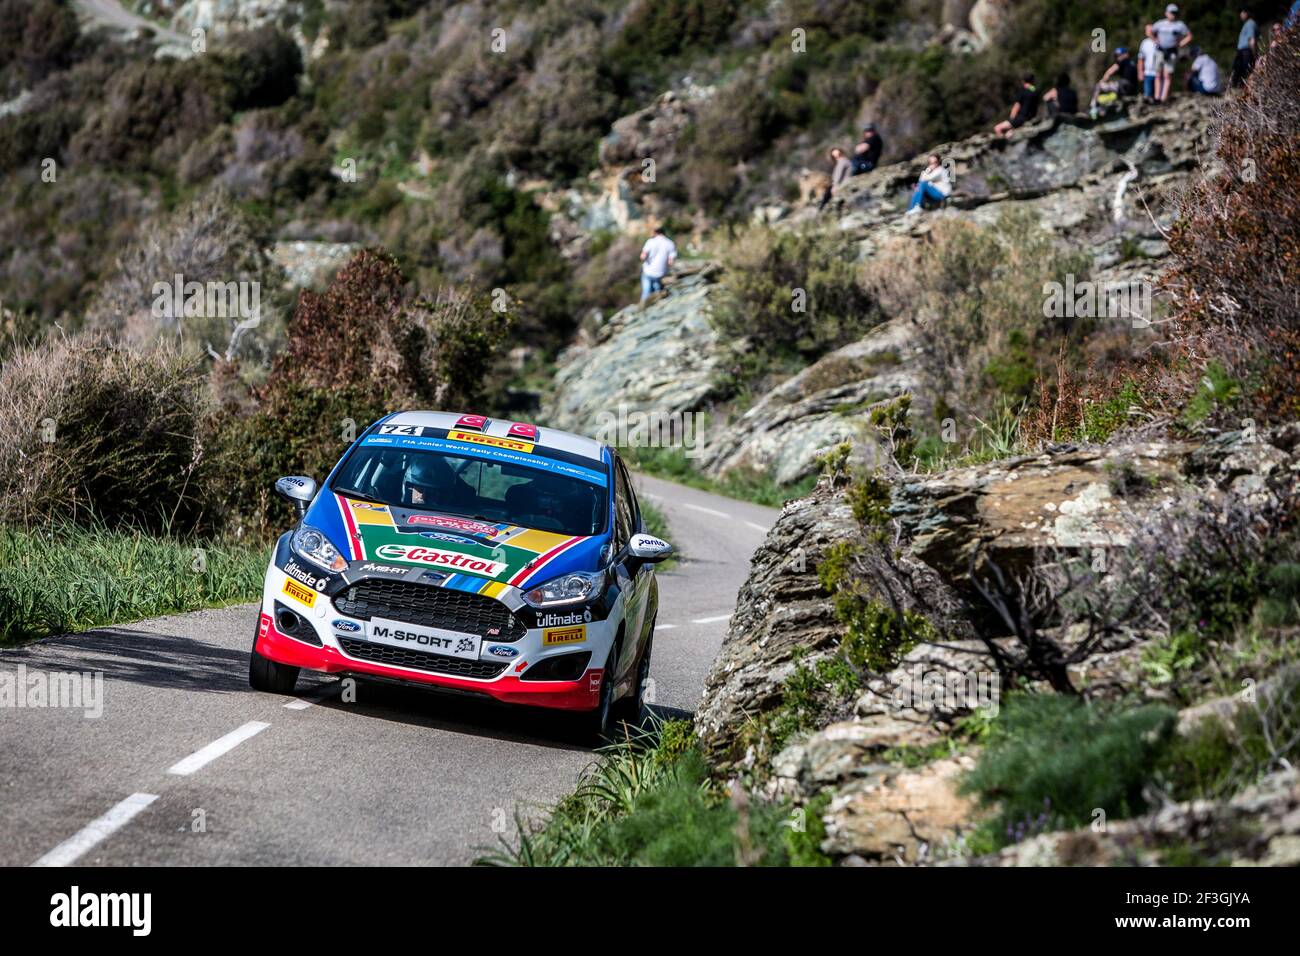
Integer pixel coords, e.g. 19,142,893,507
1233,9,1258,87
1289,1,1300,28
1043,73,1079,115
1103,47,1141,95
819,146,852,210
904,154,952,216
1187,46,1221,94
852,124,884,175
1258,21,1285,70
994,74,1040,138
1147,4,1193,103
638,226,676,303
1138,33,1160,100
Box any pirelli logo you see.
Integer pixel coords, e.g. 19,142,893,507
282,578,316,608
542,625,586,647
447,429,534,453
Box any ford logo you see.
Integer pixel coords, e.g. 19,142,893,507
486,645,519,658
332,619,361,632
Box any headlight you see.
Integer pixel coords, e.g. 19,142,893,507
291,526,347,573
521,571,602,608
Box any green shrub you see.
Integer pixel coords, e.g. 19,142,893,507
960,694,1176,847
713,226,879,384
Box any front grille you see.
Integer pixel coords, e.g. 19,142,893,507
334,578,526,641
337,637,508,680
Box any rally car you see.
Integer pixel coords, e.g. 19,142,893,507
249,411,673,739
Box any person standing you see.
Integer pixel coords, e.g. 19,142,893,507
1139,33,1160,100
1148,5,1193,103
1233,9,1258,87
819,146,853,209
639,226,677,303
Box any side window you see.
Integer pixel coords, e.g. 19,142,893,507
621,461,643,532
613,459,634,547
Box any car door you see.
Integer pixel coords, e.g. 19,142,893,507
611,458,646,682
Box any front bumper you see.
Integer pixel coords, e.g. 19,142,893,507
256,560,609,711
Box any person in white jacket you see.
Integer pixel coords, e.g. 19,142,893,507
905,155,952,215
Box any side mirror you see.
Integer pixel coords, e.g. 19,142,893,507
274,475,318,518
628,532,674,563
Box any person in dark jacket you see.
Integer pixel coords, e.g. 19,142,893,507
851,123,884,175
1043,73,1079,115
994,74,1040,138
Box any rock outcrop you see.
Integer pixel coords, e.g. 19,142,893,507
543,262,725,435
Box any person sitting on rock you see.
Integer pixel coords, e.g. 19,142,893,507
819,146,853,210
1090,48,1139,117
994,74,1040,138
905,154,952,216
851,124,884,175
1187,46,1221,95
1043,73,1079,116
638,226,676,304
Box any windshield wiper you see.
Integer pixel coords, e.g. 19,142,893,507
332,486,389,506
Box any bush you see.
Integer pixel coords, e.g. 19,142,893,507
0,336,213,533
1161,25,1300,420
224,26,303,110
209,250,512,536
713,226,879,384
961,694,1176,847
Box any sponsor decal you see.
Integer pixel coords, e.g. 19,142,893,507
419,531,479,546
406,514,500,537
447,428,534,453
349,501,388,512
357,562,408,576
378,424,425,437
420,570,448,584
374,543,507,578
282,578,316,608
543,625,586,647
486,644,519,658
588,669,603,690
332,619,361,633
536,608,593,628
366,618,481,660
258,613,271,638
285,558,326,591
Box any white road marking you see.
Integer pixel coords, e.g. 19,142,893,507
33,792,158,867
744,521,770,533
691,614,732,625
683,503,730,519
284,698,314,710
656,623,678,630
167,721,270,776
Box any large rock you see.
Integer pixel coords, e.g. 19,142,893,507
543,263,725,435
697,318,926,486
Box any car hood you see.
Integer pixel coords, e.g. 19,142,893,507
305,492,606,592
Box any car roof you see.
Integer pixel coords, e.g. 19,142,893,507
380,411,608,464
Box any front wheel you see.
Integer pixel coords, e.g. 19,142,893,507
249,640,300,694
610,630,652,731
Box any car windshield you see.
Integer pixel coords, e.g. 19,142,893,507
331,447,606,538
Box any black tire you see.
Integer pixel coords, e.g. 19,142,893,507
581,644,618,745
249,644,300,694
610,628,653,731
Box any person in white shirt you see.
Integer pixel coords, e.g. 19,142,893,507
1188,46,1220,95
1147,4,1193,102
1138,35,1159,100
639,227,677,303
905,154,952,216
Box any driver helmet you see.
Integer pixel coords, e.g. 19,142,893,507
402,455,448,507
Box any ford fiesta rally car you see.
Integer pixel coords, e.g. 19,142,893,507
249,411,673,738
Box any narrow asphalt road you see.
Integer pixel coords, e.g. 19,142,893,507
0,475,777,866
73,0,194,50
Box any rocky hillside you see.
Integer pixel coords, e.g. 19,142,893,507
695,422,1300,864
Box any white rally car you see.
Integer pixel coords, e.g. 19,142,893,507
249,411,672,738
